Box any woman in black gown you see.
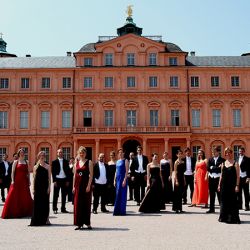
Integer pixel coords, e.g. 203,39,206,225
30,151,51,226
139,153,164,213
218,147,240,224
160,152,173,203
106,151,116,206
172,150,185,213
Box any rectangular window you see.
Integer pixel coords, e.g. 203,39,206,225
170,76,179,87
41,147,50,163
233,109,241,127
233,145,241,160
62,111,71,128
0,147,7,161
84,58,93,67
127,53,135,66
169,57,178,66
171,110,180,126
0,111,8,129
192,109,200,127
192,146,201,159
211,76,219,87
0,78,9,89
62,147,71,161
21,78,30,89
20,111,28,129
22,147,29,160
41,77,51,89
127,110,136,126
104,77,113,88
149,53,157,66
212,109,221,127
190,76,199,87
231,76,240,87
84,77,93,88
62,77,71,88
150,110,158,126
104,110,113,127
83,110,92,127
127,77,136,88
149,76,158,88
105,53,113,66
41,111,50,128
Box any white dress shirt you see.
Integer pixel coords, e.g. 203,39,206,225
209,156,221,178
184,157,192,175
95,161,107,184
136,155,145,173
3,161,9,176
239,155,247,178
56,158,66,179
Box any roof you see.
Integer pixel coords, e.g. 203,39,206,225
0,56,76,69
78,43,96,53
186,56,250,67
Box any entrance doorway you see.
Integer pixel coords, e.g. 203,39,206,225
123,139,141,159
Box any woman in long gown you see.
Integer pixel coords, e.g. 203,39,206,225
106,151,116,206
73,146,93,230
113,148,128,216
172,150,185,213
160,152,173,203
1,148,33,219
218,147,240,224
191,149,209,207
139,153,165,213
30,151,51,226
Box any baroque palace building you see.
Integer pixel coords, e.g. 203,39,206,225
1,15,250,166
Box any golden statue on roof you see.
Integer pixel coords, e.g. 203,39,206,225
126,5,133,17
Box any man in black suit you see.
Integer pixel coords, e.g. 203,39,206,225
182,147,196,205
0,154,12,202
206,146,225,213
127,152,136,201
92,153,109,214
237,147,250,211
134,146,149,206
52,148,70,214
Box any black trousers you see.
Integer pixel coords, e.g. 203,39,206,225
53,178,67,211
134,172,146,203
208,176,220,211
238,177,249,209
183,175,194,203
0,177,11,200
127,174,135,199
93,183,107,211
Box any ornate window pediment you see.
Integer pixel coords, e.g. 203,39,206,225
230,100,244,108
147,101,160,108
38,102,52,110
190,101,203,108
168,100,182,108
17,102,31,110
102,101,115,108
80,101,94,108
210,100,223,108
124,101,138,108
0,102,10,110
59,102,72,110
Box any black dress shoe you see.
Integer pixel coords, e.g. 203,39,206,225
183,201,187,205
75,226,81,230
2,198,5,202
86,225,92,230
245,207,250,211
101,209,109,213
61,210,69,213
53,210,58,214
92,210,98,214
136,202,140,206
206,210,215,214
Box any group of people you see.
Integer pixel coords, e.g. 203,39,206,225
0,145,249,229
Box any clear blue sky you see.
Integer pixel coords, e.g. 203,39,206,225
1,0,250,57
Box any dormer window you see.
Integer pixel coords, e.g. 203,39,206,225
149,53,157,66
127,53,135,66
169,57,178,66
84,58,93,67
105,54,113,66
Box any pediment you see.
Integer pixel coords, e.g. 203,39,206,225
147,101,161,108
168,100,182,108
80,101,94,108
17,102,32,110
59,101,73,109
95,33,166,53
0,102,10,110
124,101,138,108
38,102,52,110
102,101,115,108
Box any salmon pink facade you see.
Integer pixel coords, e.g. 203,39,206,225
1,17,250,166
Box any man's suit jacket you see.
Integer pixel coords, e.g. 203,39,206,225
93,162,108,184
183,156,196,173
129,158,137,177
237,155,250,178
52,158,70,182
207,156,225,175
0,161,12,186
134,155,149,173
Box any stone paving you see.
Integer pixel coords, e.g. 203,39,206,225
1,197,250,250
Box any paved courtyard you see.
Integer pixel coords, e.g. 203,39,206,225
1,197,250,250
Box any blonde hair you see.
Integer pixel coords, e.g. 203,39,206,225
34,151,46,170
76,146,87,160
224,147,233,155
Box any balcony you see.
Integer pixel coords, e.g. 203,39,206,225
74,126,190,134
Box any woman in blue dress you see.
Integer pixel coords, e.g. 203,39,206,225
113,148,128,216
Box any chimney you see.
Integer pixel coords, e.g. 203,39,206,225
26,54,31,57
66,51,72,57
190,51,195,56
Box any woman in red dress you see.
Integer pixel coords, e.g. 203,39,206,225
191,149,209,207
1,148,33,219
73,146,93,230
